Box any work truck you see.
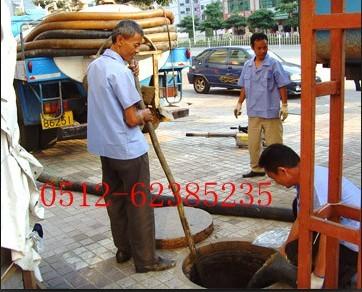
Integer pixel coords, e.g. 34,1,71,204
14,47,190,152
13,5,191,152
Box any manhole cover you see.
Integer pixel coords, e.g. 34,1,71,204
155,206,213,249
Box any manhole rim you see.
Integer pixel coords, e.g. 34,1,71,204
174,237,277,289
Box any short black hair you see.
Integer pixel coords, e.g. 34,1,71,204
112,20,144,44
258,144,300,173
250,32,268,47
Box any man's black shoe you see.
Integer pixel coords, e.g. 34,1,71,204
135,256,176,273
116,249,131,263
242,171,266,178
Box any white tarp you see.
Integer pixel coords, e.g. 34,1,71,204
1,0,44,279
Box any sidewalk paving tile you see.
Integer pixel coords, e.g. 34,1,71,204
31,84,360,289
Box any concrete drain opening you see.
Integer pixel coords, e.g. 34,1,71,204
181,240,275,289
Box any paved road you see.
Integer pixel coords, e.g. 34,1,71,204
26,47,361,289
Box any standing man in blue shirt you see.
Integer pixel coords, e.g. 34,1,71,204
253,143,361,288
87,20,175,273
234,33,290,178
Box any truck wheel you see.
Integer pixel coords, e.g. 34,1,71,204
16,99,40,152
15,84,41,152
40,128,58,149
18,119,58,151
18,120,40,152
193,76,210,94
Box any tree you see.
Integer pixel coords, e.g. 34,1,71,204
33,0,82,11
247,9,275,32
223,14,247,35
177,15,200,39
33,0,173,11
276,0,299,32
199,1,224,36
117,0,172,6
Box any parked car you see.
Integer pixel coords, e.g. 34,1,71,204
187,46,321,96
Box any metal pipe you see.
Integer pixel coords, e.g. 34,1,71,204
186,132,236,138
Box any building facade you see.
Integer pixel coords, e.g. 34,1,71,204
166,0,214,25
167,0,291,35
223,0,282,19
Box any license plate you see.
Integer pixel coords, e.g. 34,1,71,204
40,111,74,129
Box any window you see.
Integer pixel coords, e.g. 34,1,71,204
229,49,249,65
260,0,280,9
228,0,250,13
207,50,228,64
195,49,212,61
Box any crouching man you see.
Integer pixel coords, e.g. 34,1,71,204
248,144,360,288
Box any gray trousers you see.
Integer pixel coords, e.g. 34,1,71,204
100,153,156,267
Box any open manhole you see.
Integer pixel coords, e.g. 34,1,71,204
180,240,276,289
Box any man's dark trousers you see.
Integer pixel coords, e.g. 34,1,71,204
101,153,156,267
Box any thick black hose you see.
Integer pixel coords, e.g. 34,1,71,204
153,195,294,222
33,26,177,41
16,41,177,59
34,29,111,40
37,174,294,222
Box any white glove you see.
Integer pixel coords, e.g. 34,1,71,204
310,273,324,289
234,102,242,119
280,103,288,121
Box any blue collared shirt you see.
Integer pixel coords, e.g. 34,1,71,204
295,166,361,252
87,49,149,160
238,54,290,118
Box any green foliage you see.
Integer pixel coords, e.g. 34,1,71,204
33,0,173,11
283,14,298,29
276,0,299,29
276,0,298,15
154,0,171,5
200,1,224,36
32,0,81,11
177,15,200,38
117,0,172,5
247,9,275,31
223,14,247,29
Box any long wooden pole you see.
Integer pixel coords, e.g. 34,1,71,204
134,71,198,261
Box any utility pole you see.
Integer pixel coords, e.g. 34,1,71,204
190,0,196,44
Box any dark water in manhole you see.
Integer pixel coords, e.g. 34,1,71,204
183,242,275,289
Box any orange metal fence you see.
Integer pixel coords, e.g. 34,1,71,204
299,0,361,288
